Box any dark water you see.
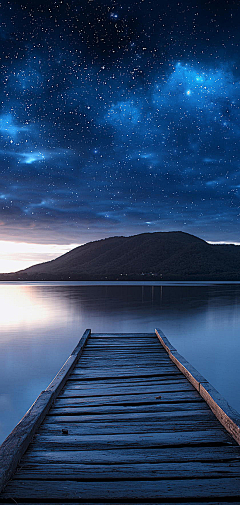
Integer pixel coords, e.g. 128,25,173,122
1,281,240,445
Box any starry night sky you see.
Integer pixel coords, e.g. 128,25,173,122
1,0,240,246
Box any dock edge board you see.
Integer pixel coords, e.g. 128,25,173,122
155,327,240,446
0,328,91,493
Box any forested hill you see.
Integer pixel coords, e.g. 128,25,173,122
1,231,240,281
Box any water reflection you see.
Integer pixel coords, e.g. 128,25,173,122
0,284,54,331
1,282,240,445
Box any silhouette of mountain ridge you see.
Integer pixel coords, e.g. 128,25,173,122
1,231,240,280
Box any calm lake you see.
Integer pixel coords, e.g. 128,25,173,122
1,281,240,445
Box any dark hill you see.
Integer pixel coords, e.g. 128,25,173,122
1,231,240,280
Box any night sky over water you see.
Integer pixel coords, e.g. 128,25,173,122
1,0,240,250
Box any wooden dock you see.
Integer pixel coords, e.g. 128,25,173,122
1,328,240,503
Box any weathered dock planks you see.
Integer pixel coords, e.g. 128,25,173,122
1,329,240,503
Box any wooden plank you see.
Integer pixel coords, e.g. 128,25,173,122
38,419,222,435
88,336,157,339
85,346,162,350
60,383,195,397
155,328,240,445
21,445,240,464
80,355,167,360
90,333,156,338
9,502,240,505
85,344,163,348
41,417,220,432
90,331,156,335
74,361,172,368
7,499,239,505
86,340,161,344
87,337,157,340
87,344,159,347
80,355,167,359
84,343,161,347
50,402,210,415
45,409,218,424
87,337,159,341
30,429,234,450
91,331,155,334
73,370,179,377
3,478,240,501
13,461,240,481
83,348,165,351
73,365,178,371
0,329,91,494
80,356,168,361
76,362,172,368
54,391,203,408
64,377,188,389
85,344,162,349
61,384,195,395
80,351,167,356
69,368,184,382
86,341,162,346
87,343,159,347
71,367,183,380
83,346,163,350
67,373,184,384
84,354,163,359
90,335,156,338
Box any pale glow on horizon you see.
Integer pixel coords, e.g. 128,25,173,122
207,241,240,245
0,241,81,273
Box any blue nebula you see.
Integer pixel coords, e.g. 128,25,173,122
105,101,141,127
0,0,239,243
0,115,20,139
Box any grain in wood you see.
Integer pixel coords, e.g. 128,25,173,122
2,477,240,501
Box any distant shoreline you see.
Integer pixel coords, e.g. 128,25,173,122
2,231,240,282
1,279,240,286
